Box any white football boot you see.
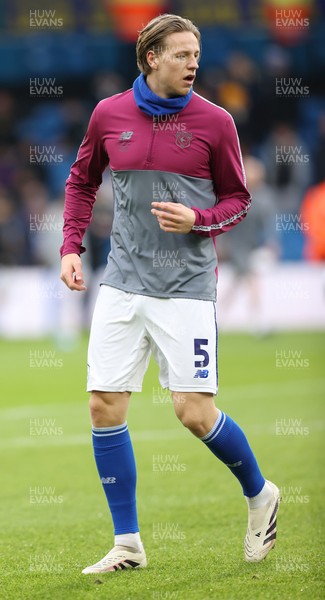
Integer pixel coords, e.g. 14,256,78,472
244,480,280,562
82,545,147,574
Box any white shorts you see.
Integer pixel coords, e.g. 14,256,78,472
87,285,218,394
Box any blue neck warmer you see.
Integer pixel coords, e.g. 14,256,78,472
133,73,193,117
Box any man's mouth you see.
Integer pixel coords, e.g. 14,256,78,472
183,74,195,84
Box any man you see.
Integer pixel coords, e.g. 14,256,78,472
60,14,280,574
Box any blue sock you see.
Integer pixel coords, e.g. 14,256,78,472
92,423,139,534
201,411,265,497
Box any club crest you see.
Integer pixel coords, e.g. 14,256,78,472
175,131,193,149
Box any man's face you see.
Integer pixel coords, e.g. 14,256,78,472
147,31,200,98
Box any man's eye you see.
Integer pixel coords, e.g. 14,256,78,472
176,54,186,59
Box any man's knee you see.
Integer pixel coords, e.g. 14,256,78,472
89,391,130,427
176,411,206,437
172,392,217,438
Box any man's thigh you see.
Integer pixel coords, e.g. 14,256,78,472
144,296,218,395
87,286,151,392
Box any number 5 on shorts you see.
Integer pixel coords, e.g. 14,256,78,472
194,338,209,367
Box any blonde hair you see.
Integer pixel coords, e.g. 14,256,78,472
136,13,201,75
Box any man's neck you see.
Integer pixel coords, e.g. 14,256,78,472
145,74,169,99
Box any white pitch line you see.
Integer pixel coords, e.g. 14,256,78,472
1,378,325,421
1,420,324,449
1,429,188,448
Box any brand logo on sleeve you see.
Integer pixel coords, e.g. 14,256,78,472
175,131,193,149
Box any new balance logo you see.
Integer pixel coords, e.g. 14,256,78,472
119,131,134,152
194,369,209,379
119,131,133,141
100,477,116,484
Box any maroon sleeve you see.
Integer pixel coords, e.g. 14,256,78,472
60,103,109,257
191,114,251,237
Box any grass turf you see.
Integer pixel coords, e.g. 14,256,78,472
0,331,324,600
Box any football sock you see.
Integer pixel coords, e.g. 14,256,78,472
245,480,273,509
92,423,139,534
114,532,143,552
200,410,265,497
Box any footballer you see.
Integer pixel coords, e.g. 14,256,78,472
60,14,280,573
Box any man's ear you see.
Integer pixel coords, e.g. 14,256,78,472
147,50,158,70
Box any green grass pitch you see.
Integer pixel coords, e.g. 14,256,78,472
1,331,324,600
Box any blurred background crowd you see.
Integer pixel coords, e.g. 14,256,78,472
0,0,324,286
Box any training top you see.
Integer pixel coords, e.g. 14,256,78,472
60,89,251,301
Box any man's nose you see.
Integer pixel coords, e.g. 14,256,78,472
188,56,199,70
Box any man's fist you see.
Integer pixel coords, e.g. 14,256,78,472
60,253,87,291
151,201,196,234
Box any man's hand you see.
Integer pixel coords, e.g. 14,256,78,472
60,253,87,291
151,202,196,233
